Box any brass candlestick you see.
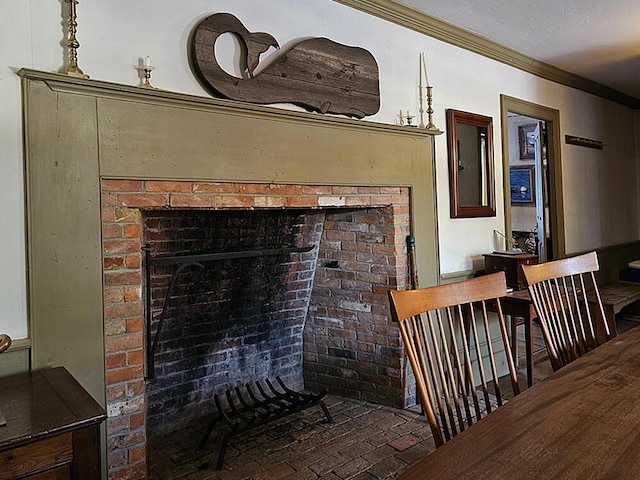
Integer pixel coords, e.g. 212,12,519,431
136,58,156,89
63,0,89,78
138,66,156,88
418,85,425,129
426,86,437,130
405,111,416,127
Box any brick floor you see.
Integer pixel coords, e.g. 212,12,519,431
148,395,434,479
150,318,640,479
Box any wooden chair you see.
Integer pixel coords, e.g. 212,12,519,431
388,272,520,447
521,251,614,372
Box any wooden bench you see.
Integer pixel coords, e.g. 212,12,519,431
588,281,640,342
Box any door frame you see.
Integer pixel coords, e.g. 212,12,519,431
500,95,565,260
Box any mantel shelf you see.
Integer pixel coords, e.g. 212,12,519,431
17,68,442,137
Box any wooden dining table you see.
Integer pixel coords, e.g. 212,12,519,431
398,325,640,479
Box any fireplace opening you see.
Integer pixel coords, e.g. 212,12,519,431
142,203,411,440
101,180,412,475
143,209,324,437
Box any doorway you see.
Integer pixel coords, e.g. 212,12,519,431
500,95,565,263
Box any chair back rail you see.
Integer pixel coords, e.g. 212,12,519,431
388,272,519,447
521,251,612,371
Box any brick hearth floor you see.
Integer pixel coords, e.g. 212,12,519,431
148,394,434,480
148,318,638,479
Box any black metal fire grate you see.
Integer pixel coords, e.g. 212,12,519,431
198,376,333,469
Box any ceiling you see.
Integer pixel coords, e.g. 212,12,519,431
399,0,640,105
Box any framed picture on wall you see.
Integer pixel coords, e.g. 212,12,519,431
519,124,536,159
510,166,535,204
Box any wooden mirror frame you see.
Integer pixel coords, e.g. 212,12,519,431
446,109,496,218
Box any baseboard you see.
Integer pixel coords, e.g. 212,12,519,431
0,338,31,378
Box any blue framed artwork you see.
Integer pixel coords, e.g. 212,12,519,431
519,124,537,159
510,166,535,204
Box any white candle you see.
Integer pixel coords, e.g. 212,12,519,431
422,52,430,87
143,55,151,67
419,53,424,89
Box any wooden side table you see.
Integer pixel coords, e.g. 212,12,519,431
483,252,538,387
483,252,538,290
0,367,106,479
501,290,536,387
487,289,536,388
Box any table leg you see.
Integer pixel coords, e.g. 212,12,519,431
490,295,535,388
509,314,533,387
525,315,533,388
510,315,518,367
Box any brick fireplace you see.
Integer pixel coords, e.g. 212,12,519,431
102,179,411,475
21,70,438,479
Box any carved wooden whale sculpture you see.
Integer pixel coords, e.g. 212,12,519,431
189,13,380,118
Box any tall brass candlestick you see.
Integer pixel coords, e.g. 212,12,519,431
426,86,437,130
63,0,89,78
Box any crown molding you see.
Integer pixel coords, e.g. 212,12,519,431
333,0,640,109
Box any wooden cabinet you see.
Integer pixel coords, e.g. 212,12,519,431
0,368,106,479
483,252,538,290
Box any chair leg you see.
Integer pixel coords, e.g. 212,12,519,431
511,315,518,367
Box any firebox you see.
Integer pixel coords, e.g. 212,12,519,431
143,209,323,435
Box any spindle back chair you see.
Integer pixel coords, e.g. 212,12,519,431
521,251,613,371
388,272,520,447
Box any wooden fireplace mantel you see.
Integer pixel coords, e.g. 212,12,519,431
18,68,441,138
18,68,441,406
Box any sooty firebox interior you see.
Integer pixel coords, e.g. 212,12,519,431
143,209,324,436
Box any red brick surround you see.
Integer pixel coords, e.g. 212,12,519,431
101,180,410,479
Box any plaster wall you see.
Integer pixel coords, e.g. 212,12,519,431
0,0,638,342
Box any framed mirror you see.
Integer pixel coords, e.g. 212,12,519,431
446,109,496,218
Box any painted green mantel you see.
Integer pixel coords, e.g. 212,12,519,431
19,69,441,405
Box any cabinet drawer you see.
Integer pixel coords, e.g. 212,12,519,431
24,464,71,480
0,433,72,480
483,253,537,290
